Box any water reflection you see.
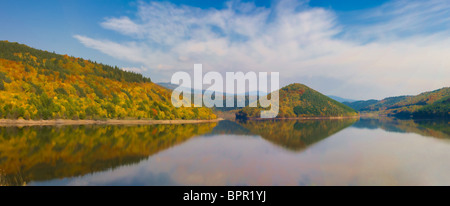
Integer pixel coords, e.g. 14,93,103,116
237,119,358,151
353,118,449,139
208,120,252,136
0,123,216,186
1,118,449,186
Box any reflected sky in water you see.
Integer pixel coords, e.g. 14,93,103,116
1,118,449,186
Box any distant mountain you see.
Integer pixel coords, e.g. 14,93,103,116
157,82,207,95
0,41,216,120
157,82,267,96
237,83,358,119
156,82,179,91
157,82,265,112
327,95,357,103
344,87,450,119
343,99,379,111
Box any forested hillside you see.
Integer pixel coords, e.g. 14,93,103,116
344,87,450,119
237,83,358,119
0,41,216,120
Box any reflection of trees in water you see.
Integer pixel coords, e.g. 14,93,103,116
0,123,216,185
0,168,25,186
208,120,252,136
353,118,450,139
237,119,358,151
416,120,450,137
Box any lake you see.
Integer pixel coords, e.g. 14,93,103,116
0,118,449,186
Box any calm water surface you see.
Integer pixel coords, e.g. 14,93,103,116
0,118,449,186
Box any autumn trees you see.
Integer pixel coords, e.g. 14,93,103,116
0,41,216,120
237,83,358,119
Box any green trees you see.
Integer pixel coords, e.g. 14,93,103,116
54,87,68,95
73,84,86,97
27,93,59,120
0,41,151,84
344,87,450,119
0,41,217,120
413,97,450,119
235,110,248,120
293,106,303,116
237,83,358,119
0,72,11,91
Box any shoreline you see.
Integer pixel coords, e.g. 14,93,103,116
0,118,223,126
245,116,361,121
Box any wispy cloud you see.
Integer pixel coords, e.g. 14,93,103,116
342,0,450,41
121,66,148,73
74,0,450,99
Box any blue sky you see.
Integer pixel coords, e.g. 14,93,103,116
0,0,388,64
1,0,449,99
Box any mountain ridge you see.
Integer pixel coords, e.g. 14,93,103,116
237,83,358,119
327,95,357,103
344,87,450,119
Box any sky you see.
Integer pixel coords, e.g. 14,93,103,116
1,0,449,100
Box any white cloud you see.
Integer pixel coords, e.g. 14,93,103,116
74,0,450,99
121,66,148,73
73,34,149,63
101,17,143,37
